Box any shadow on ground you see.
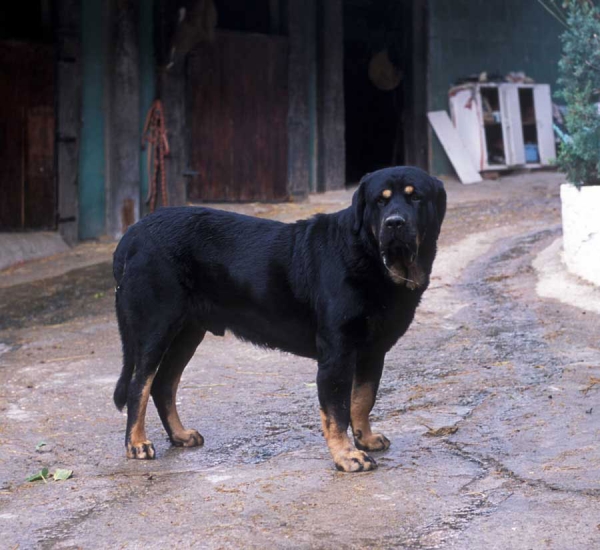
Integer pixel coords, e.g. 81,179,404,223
0,262,114,331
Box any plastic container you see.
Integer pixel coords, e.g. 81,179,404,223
525,143,539,163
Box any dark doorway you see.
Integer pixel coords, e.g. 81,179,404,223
213,0,272,34
343,0,427,184
187,31,289,202
0,1,56,230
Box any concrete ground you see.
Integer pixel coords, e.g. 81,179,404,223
1,171,600,549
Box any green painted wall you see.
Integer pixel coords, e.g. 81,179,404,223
79,0,106,239
428,0,564,176
79,0,155,237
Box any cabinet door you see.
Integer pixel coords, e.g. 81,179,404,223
450,88,483,170
499,84,525,166
533,84,556,165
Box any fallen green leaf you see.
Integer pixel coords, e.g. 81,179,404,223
26,467,49,483
304,382,317,387
52,469,73,481
35,441,47,451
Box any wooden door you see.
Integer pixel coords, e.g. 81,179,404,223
499,84,526,166
25,106,56,227
187,31,289,202
0,41,55,230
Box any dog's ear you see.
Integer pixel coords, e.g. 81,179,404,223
352,174,369,234
432,177,447,234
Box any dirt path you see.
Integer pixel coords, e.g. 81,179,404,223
1,172,599,549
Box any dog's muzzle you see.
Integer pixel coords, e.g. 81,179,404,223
380,216,418,259
379,215,420,287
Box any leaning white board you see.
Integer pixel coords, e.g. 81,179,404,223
533,84,557,165
427,111,482,185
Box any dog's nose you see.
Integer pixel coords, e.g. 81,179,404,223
384,215,406,230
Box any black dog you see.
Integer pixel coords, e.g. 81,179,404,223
113,166,446,472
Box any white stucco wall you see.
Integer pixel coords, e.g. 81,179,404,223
561,183,600,286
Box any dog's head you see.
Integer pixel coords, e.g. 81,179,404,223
352,166,446,289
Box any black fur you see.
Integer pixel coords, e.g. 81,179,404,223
113,166,446,468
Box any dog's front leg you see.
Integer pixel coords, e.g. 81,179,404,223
317,344,377,472
351,349,391,452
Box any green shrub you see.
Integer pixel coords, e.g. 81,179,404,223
556,1,600,186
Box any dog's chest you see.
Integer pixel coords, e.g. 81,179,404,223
365,306,395,336
363,293,418,347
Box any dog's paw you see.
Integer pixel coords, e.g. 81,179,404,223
126,440,156,459
354,432,391,452
334,450,377,472
171,429,204,448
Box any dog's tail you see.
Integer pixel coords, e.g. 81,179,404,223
113,295,134,411
113,358,133,411
113,231,137,411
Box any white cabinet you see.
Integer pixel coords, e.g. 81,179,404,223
449,83,556,171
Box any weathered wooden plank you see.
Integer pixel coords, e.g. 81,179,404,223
404,0,428,169
107,0,140,238
25,107,55,228
157,59,188,207
287,0,312,200
317,0,345,191
56,0,82,244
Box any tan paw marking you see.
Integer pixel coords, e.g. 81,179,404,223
354,432,391,452
171,429,204,448
334,449,377,472
126,440,156,460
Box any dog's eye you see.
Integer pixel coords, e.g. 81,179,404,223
377,197,389,206
410,194,421,202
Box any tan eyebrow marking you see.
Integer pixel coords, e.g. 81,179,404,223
404,185,414,195
382,189,392,199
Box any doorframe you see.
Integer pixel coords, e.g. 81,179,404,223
402,0,429,169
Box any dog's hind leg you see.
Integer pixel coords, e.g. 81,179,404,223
125,326,181,460
351,349,391,452
151,322,206,448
